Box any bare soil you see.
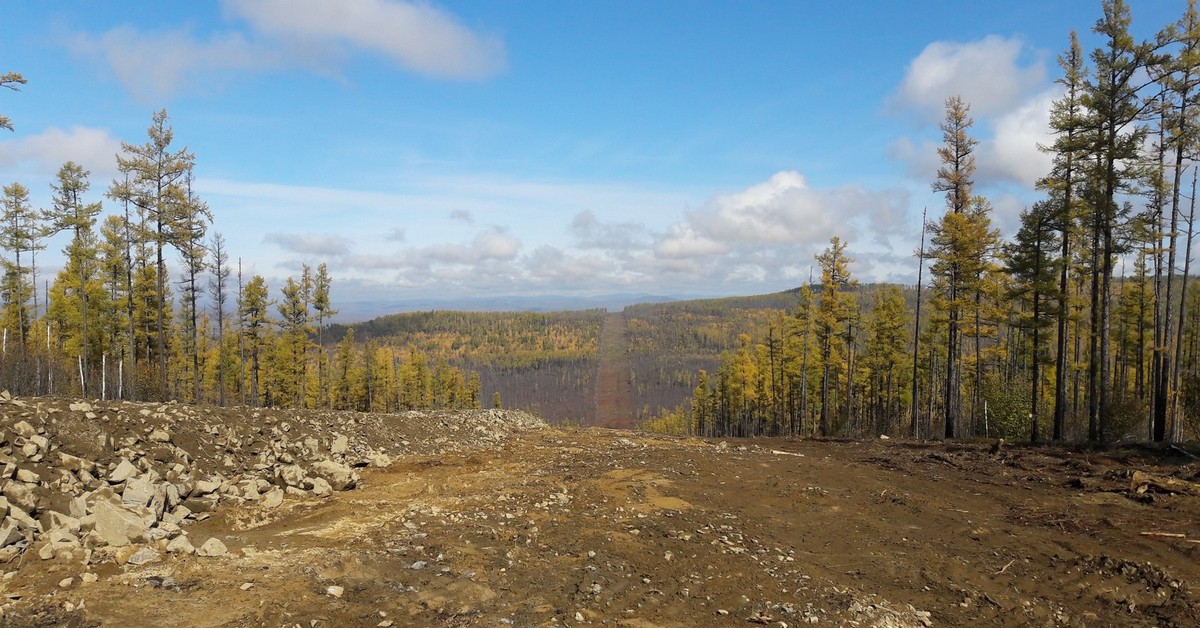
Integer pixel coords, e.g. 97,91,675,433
594,313,636,430
2,405,1200,627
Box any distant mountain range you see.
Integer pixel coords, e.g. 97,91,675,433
332,293,679,323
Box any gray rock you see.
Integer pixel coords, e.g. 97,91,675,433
196,537,228,557
310,477,334,498
276,464,306,488
331,435,349,455
58,453,96,474
2,481,37,513
8,503,40,531
37,528,80,560
0,517,22,548
109,459,138,484
261,487,285,509
11,420,36,438
92,500,148,547
40,510,81,535
14,468,39,484
366,452,393,468
121,478,154,508
312,459,358,491
148,429,172,443
127,547,161,565
194,479,221,495
166,535,194,555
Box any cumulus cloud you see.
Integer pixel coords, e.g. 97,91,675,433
471,228,521,261
225,0,506,79
263,232,353,256
0,125,123,180
654,224,729,259
979,88,1056,187
657,171,909,259
570,210,649,251
888,38,1057,195
449,209,473,223
69,0,506,101
892,35,1045,118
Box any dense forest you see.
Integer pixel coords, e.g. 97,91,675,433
0,105,481,413
327,310,604,422
6,0,1200,447
644,0,1200,446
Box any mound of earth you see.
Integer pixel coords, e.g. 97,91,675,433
0,397,1198,627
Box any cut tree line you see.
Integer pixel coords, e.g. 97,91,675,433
644,0,1200,445
0,98,481,412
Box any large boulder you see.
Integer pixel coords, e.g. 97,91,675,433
91,500,149,547
311,460,358,491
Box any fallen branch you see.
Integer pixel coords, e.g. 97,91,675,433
1168,444,1200,461
994,559,1016,575
1139,531,1187,539
1131,471,1200,497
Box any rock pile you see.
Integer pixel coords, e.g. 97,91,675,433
0,393,542,567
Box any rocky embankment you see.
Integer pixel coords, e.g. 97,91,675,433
0,392,540,570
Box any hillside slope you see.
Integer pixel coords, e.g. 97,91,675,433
0,397,1197,626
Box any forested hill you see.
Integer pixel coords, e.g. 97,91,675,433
320,286,912,425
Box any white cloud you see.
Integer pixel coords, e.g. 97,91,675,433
263,232,353,256
654,224,729,259
69,27,278,103
571,210,649,251
472,228,521,261
0,125,123,181
69,0,505,102
196,170,918,304
893,35,1045,118
225,0,506,80
980,88,1056,187
886,136,940,183
663,171,908,254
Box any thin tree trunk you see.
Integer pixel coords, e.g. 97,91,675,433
911,207,927,438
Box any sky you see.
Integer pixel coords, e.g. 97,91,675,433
0,1,1186,319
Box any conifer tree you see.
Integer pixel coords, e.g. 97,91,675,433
1,183,38,345
238,275,271,406
929,96,980,438
312,263,336,407
863,285,909,436
176,174,211,402
0,72,26,132
1082,0,1156,443
1005,202,1061,443
277,276,311,408
1039,30,1090,442
109,109,195,398
43,162,104,378
208,233,231,405
814,236,857,437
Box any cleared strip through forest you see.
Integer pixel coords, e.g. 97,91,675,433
594,312,637,429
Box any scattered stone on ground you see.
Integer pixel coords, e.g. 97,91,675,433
0,394,1196,627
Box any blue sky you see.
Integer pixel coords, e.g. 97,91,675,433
0,1,1184,318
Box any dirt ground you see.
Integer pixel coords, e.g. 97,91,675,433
2,408,1199,627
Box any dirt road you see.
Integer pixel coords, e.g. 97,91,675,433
6,420,1199,627
594,312,637,430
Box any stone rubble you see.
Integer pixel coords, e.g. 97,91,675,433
0,393,542,570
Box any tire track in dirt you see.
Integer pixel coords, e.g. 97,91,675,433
594,311,637,429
